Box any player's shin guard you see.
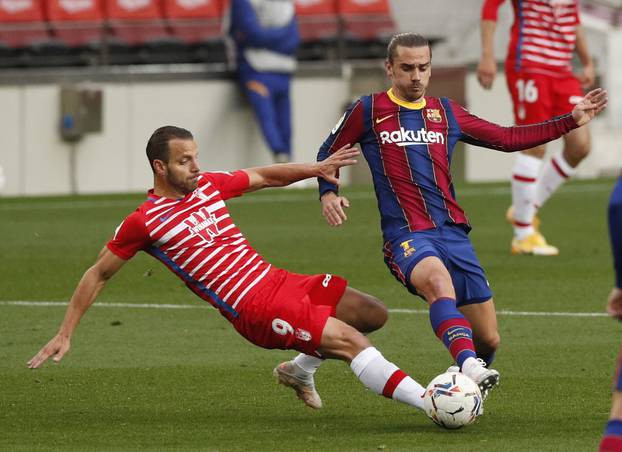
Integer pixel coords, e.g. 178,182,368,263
430,298,477,369
350,347,424,410
600,420,622,452
534,151,576,210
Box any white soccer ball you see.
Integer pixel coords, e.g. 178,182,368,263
423,371,483,429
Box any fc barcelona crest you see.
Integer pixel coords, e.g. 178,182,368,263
426,109,442,123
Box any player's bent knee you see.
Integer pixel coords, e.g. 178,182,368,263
336,289,388,332
362,295,388,330
421,274,453,301
479,331,501,352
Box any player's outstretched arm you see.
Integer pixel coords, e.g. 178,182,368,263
27,247,127,369
243,144,359,192
572,88,608,126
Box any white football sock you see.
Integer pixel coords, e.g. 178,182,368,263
534,151,577,209
512,153,542,239
350,347,425,410
292,353,323,376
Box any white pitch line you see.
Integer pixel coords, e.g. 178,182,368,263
0,182,612,211
0,301,609,317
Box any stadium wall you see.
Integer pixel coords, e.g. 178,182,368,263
0,69,619,197
0,76,350,196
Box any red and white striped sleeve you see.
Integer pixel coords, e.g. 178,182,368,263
107,210,151,260
202,171,250,200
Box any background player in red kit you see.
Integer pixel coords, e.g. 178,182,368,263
276,32,607,403
27,126,431,413
478,0,595,255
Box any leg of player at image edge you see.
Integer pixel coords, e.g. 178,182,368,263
600,420,622,452
275,347,425,411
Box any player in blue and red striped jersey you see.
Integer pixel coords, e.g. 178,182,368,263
27,126,433,414
276,32,607,402
600,175,622,452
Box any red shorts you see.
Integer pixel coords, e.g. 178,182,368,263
232,268,347,356
505,63,584,125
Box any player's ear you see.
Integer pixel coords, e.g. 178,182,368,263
153,159,167,176
385,59,393,77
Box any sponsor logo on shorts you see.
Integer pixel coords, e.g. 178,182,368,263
295,328,312,342
322,274,332,288
400,239,416,258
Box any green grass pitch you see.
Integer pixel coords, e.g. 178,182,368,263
0,179,619,451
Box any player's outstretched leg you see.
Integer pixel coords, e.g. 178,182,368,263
274,287,388,409
318,317,425,410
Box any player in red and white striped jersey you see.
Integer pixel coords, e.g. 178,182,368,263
478,0,595,256
27,126,430,413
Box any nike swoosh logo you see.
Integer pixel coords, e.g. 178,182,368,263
375,114,393,124
159,215,170,222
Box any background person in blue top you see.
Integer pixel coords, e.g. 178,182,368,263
229,0,299,163
600,175,622,452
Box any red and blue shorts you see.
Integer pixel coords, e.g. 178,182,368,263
232,268,347,356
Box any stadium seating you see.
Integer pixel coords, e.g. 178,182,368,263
162,0,223,44
294,0,339,60
295,0,338,42
45,0,104,48
338,0,394,41
105,0,172,46
0,0,51,48
162,0,227,63
337,0,395,58
0,0,398,67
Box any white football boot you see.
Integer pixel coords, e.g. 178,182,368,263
461,357,500,400
273,361,322,409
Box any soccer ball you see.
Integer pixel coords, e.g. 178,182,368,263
423,371,483,429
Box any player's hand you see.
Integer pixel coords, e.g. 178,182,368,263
27,334,71,369
578,61,596,89
321,191,350,227
316,144,359,186
572,88,607,126
607,288,622,321
477,55,497,90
